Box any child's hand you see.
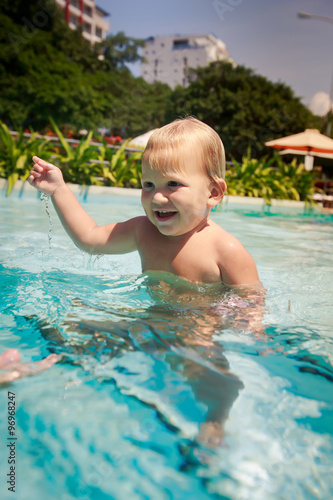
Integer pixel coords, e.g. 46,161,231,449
28,156,65,196
0,348,62,384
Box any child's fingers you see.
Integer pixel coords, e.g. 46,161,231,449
32,163,43,173
29,166,41,177
30,171,41,179
28,170,41,184
0,370,21,384
32,156,56,170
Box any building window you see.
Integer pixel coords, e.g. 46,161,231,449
95,26,102,38
84,6,92,17
70,0,79,8
83,22,91,34
173,39,190,50
69,14,79,26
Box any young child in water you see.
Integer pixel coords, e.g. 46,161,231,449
29,117,259,286
22,118,261,448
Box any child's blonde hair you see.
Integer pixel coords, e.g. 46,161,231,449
142,117,226,182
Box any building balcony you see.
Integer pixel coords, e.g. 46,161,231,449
83,6,93,18
68,5,81,17
83,12,93,23
55,0,110,44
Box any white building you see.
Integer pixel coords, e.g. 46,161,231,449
141,34,233,88
55,0,110,45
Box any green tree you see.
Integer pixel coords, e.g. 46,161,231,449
167,62,320,161
95,31,145,71
0,0,100,128
0,0,171,134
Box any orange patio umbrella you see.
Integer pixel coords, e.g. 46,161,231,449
265,129,333,170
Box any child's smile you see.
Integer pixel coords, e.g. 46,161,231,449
154,210,178,222
141,151,215,237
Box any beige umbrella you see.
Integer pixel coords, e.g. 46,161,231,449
128,129,159,149
265,129,333,170
279,149,333,159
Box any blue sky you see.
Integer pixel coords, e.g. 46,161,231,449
96,0,333,111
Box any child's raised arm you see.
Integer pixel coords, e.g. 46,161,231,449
29,156,140,255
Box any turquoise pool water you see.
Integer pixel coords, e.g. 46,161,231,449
0,192,332,500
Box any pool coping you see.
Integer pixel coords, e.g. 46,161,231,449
0,178,310,208
3,178,332,215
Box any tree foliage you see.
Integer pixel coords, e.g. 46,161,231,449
0,0,171,135
95,31,145,71
0,0,321,159
167,62,320,160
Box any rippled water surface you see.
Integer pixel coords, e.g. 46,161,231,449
0,193,332,500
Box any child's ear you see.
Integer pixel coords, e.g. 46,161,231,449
207,179,227,208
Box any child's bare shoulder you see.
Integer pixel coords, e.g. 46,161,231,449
134,215,156,233
208,220,242,249
133,215,160,242
209,221,259,285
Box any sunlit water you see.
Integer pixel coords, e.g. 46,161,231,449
0,191,332,500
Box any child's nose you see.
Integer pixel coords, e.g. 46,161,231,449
152,190,169,203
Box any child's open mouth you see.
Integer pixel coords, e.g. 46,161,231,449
155,210,177,222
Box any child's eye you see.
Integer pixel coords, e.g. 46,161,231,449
168,181,181,187
142,181,154,189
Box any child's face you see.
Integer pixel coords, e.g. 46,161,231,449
141,149,220,237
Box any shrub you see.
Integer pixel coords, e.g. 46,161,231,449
0,122,53,195
225,149,319,205
92,136,142,188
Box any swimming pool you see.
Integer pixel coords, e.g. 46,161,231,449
0,190,332,500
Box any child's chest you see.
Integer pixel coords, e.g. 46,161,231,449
138,229,222,283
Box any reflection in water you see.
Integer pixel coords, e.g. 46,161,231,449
30,272,265,450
